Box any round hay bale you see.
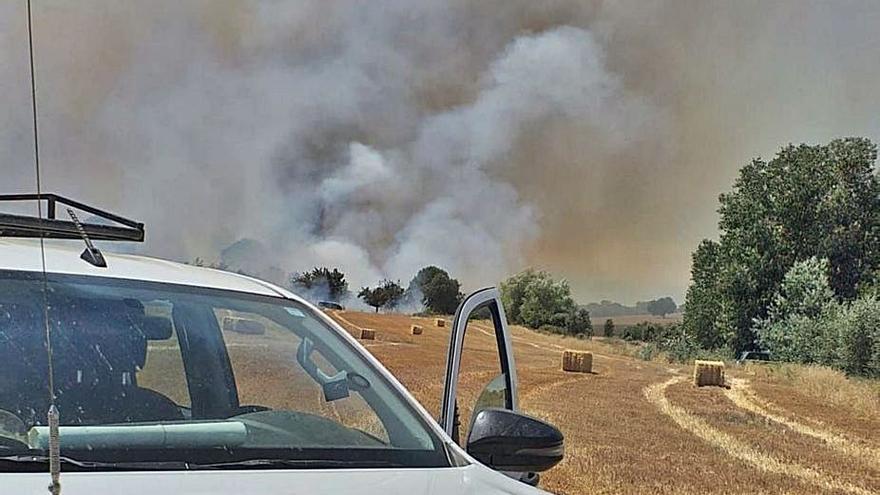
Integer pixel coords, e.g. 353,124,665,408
435,318,446,328
410,325,423,335
693,360,725,387
562,350,592,373
359,328,376,340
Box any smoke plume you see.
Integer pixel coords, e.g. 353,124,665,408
1,1,878,302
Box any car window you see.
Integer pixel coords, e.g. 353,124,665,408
0,271,446,470
137,302,191,408
216,308,389,443
453,309,508,446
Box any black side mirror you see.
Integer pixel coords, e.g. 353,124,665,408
466,408,564,473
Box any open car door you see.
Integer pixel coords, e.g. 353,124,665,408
439,288,564,485
439,287,518,443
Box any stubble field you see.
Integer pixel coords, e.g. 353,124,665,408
327,310,880,495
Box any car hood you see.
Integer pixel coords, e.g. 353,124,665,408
5,464,551,495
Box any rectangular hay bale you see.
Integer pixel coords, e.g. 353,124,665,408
435,318,446,328
693,360,725,387
410,325,423,335
360,328,376,340
562,350,592,373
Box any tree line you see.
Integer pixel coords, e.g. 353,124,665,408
290,265,463,315
681,137,880,377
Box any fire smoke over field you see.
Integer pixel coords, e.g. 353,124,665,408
1,1,879,302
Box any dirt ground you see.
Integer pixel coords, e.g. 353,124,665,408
328,311,880,495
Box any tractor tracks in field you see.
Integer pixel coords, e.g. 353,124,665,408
724,378,880,468
644,375,876,495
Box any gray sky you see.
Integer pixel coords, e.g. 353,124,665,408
2,1,879,303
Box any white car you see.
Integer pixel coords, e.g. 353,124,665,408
0,195,564,494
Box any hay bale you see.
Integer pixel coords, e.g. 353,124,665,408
410,325,423,335
435,318,445,327
360,328,376,340
561,350,592,373
693,360,725,387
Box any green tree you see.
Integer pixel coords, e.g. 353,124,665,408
408,266,463,314
682,240,725,349
500,269,591,335
603,318,615,337
647,297,677,317
834,296,880,377
685,138,880,355
566,307,593,337
499,269,544,324
290,267,349,302
755,257,839,364
358,280,405,313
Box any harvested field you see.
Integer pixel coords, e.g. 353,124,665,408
328,311,880,495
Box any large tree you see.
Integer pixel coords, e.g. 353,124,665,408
408,266,463,314
684,138,880,354
500,269,592,336
290,267,349,302
646,297,677,317
358,280,405,313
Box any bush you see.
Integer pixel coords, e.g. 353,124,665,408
756,258,840,365
834,296,880,377
637,343,658,361
620,325,642,342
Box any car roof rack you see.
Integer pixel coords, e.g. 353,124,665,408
0,193,144,242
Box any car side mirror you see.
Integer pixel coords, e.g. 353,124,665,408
466,408,564,473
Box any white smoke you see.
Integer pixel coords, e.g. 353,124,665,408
5,1,875,302
2,2,646,293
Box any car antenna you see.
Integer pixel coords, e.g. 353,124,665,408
24,1,62,493
66,208,107,267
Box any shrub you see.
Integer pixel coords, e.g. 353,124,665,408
620,325,642,342
637,343,658,361
603,319,614,337
834,296,880,377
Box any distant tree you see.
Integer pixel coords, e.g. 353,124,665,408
500,270,544,324
358,280,405,313
566,307,593,337
408,266,463,314
603,318,615,337
290,267,349,302
647,297,677,318
500,269,591,336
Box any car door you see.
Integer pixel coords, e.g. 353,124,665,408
439,287,518,447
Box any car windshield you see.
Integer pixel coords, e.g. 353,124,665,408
0,270,449,470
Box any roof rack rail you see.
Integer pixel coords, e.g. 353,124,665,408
0,193,144,242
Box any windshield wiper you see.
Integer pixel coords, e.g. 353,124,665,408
191,458,405,470
0,455,187,471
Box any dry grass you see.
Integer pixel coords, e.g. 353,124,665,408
329,311,880,494
724,378,880,467
745,364,880,418
650,377,876,495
